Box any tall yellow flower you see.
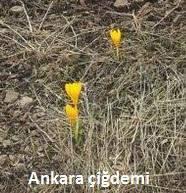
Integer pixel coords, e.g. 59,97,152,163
65,104,78,124
65,82,82,106
109,28,121,48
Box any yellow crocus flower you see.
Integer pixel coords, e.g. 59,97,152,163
109,28,121,48
65,104,78,124
65,82,82,106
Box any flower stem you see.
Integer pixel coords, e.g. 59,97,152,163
116,47,119,60
74,119,79,143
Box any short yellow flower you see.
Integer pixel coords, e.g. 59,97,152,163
109,29,121,48
65,104,78,124
65,82,82,106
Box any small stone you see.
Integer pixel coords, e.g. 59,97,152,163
10,6,24,14
19,96,33,107
114,0,129,8
4,90,19,103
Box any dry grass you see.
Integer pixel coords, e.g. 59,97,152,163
0,0,185,193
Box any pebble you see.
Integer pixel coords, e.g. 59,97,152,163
114,0,129,8
4,90,19,103
19,96,33,108
10,6,24,14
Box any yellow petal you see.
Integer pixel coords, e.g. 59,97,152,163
65,82,82,105
110,29,121,47
65,104,78,124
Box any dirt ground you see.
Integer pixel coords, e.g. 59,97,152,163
0,0,185,193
